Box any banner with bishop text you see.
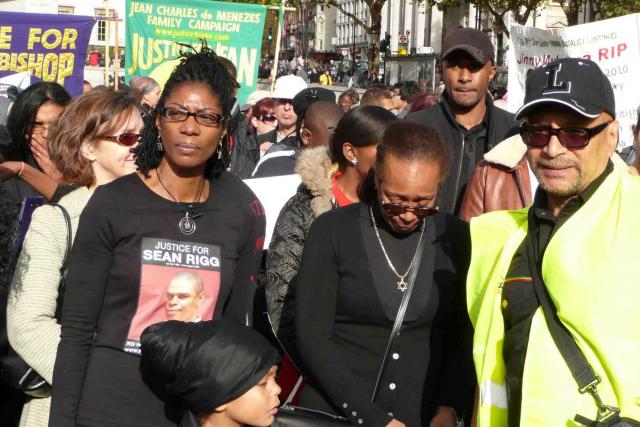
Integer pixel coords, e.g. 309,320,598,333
507,13,640,149
126,0,267,104
0,12,95,97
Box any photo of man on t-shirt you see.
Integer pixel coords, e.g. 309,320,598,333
164,271,206,322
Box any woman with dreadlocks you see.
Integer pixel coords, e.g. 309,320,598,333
49,45,265,427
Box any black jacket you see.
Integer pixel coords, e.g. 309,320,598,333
252,129,299,178
225,118,260,179
407,93,518,215
263,147,336,353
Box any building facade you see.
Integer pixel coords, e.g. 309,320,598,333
334,0,370,62
290,0,338,60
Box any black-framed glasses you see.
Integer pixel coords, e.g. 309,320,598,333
98,132,141,147
381,201,439,218
519,121,611,149
258,114,277,124
159,107,227,126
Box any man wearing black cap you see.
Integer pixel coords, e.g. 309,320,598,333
408,27,518,214
468,58,640,426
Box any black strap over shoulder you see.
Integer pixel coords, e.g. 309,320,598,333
524,225,622,425
54,204,72,322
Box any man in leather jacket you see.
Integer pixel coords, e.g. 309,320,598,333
408,28,519,215
459,134,534,222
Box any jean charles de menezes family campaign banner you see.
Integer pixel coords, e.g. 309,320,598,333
0,12,95,97
125,0,267,104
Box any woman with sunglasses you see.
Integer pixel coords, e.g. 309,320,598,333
295,121,476,427
7,88,142,427
49,45,265,427
249,97,278,156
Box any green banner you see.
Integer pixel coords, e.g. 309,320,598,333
126,0,267,103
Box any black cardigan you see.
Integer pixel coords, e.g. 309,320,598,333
295,203,475,427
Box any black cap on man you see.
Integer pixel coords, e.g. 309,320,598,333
440,28,497,111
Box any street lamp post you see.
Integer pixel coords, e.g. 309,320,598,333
351,0,357,74
267,27,273,61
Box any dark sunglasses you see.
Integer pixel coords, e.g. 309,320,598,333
381,202,439,218
99,132,140,147
258,114,277,124
519,121,611,149
159,107,226,126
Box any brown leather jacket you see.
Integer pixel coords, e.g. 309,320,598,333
459,134,532,222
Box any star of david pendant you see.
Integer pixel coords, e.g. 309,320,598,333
179,212,196,235
397,278,408,292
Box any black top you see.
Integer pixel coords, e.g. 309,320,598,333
295,203,475,427
49,172,265,427
407,92,519,214
501,161,613,425
225,117,259,179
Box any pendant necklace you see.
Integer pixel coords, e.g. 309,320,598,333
156,168,206,236
370,205,425,292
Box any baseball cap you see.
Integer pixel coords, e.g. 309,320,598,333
272,75,308,100
240,89,271,112
441,28,495,65
515,58,615,120
293,87,336,118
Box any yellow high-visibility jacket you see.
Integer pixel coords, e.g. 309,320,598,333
467,167,640,426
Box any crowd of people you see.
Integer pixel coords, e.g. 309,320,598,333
0,26,639,427
258,54,388,89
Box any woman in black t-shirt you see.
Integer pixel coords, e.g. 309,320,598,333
295,121,476,427
50,45,265,427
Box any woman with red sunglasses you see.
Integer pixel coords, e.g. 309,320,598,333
6,87,142,427
295,121,475,427
249,97,278,156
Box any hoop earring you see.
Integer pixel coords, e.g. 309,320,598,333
217,140,223,160
156,135,163,152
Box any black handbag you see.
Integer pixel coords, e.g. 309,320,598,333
0,204,72,398
525,233,639,427
275,232,427,426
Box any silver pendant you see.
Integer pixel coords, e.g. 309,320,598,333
397,278,408,292
179,212,196,235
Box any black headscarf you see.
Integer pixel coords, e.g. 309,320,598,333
140,320,280,415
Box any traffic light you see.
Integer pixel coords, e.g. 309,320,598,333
267,27,273,42
380,32,391,53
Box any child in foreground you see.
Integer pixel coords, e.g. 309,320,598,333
140,320,281,427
